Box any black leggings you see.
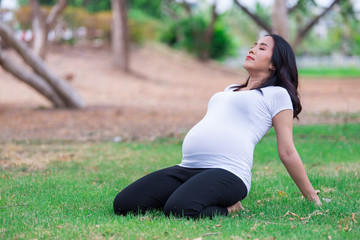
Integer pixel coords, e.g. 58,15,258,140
113,165,247,218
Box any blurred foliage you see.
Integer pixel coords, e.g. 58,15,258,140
222,8,260,49
161,14,236,60
64,7,163,43
292,0,360,56
210,19,237,60
15,5,54,29
254,2,271,26
13,0,360,57
128,9,163,44
128,0,163,19
161,15,206,53
19,0,112,12
338,0,360,55
15,0,164,45
14,5,32,29
63,7,112,40
66,0,111,13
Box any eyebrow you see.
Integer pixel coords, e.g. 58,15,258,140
254,42,269,47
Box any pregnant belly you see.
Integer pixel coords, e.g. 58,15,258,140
182,122,250,157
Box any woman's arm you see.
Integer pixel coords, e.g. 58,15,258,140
273,109,321,205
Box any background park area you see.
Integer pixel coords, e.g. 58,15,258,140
1,0,360,239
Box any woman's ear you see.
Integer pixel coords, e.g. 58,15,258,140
269,65,276,71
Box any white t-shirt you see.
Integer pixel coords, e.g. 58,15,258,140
179,85,293,194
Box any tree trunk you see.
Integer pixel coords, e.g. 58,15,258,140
200,3,218,61
30,0,67,59
0,21,85,109
31,0,47,59
46,0,67,30
0,50,66,107
272,0,289,41
111,0,129,71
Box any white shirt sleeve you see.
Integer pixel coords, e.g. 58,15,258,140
269,87,294,118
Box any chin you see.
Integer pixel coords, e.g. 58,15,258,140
242,64,251,72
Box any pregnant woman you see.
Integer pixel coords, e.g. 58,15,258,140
113,34,322,219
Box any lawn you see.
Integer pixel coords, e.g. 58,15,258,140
298,67,360,78
1,124,359,239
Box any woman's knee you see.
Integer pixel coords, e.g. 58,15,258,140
163,201,181,217
113,192,127,215
163,199,199,218
113,191,140,215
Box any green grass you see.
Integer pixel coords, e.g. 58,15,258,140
1,124,360,239
298,68,360,78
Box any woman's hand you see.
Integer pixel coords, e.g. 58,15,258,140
308,190,322,206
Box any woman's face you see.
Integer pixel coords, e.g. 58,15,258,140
242,36,275,74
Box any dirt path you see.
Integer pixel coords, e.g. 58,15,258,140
1,44,359,142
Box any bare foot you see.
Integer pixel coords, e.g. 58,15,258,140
227,201,245,214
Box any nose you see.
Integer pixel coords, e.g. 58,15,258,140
249,49,255,54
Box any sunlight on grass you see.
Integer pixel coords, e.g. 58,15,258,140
1,124,359,239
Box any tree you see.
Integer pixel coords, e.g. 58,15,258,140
200,2,218,60
272,0,288,41
30,0,67,59
111,0,129,71
233,0,341,50
0,21,85,108
291,0,340,50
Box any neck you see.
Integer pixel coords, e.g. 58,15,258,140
245,72,271,90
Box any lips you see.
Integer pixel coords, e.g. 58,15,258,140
246,55,254,60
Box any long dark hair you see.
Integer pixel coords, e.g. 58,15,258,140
236,34,302,119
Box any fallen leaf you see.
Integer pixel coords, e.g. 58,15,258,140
321,187,335,193
308,209,329,217
322,198,332,203
278,191,287,197
284,211,299,218
250,222,261,232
